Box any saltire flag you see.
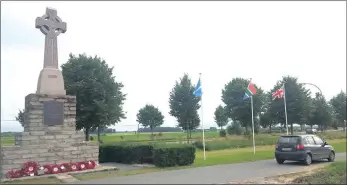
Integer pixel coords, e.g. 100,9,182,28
272,86,284,100
243,82,257,100
193,78,202,97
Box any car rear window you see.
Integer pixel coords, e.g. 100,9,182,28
278,136,300,144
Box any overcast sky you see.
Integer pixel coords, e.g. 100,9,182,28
1,1,346,132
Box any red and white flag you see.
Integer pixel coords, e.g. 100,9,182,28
272,86,284,100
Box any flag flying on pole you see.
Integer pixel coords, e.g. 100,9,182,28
272,86,284,100
243,82,257,100
193,78,202,97
272,84,289,135
193,75,206,160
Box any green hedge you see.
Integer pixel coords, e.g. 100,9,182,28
153,145,195,167
99,143,154,164
99,143,196,167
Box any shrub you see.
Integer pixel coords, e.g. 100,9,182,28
99,143,154,164
153,144,195,167
227,122,242,135
89,136,94,141
219,129,227,137
158,132,163,136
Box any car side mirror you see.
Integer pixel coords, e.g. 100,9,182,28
322,141,327,146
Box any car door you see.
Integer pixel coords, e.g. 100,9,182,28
305,136,319,160
312,135,330,159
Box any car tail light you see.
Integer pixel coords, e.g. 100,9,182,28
297,144,304,150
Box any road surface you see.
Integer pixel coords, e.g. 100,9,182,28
75,153,346,184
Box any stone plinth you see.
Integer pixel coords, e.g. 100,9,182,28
1,94,99,178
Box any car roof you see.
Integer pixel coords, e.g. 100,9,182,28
279,134,316,138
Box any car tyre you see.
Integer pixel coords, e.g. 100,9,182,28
276,158,285,164
303,153,312,165
327,152,335,162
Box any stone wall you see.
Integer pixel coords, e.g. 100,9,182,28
1,94,99,178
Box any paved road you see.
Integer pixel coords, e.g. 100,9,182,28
75,153,346,184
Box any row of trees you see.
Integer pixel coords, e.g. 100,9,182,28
214,77,346,135
16,54,346,140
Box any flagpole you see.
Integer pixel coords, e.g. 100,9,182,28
283,83,289,135
250,93,256,154
199,73,206,160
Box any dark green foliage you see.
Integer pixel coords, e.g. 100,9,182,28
221,78,265,132
214,105,228,129
169,73,201,135
15,109,25,127
136,104,164,135
99,143,154,164
330,91,346,130
153,145,195,167
268,76,311,135
227,122,243,135
219,129,227,137
61,54,126,140
309,93,332,131
99,143,196,167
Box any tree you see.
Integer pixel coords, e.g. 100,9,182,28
214,105,228,129
310,93,332,131
226,121,242,135
61,53,127,141
15,109,25,127
259,92,276,132
169,73,201,143
330,91,347,131
221,78,265,133
268,76,311,135
136,104,164,136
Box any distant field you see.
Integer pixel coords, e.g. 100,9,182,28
2,130,345,146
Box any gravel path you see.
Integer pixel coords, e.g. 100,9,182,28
74,153,346,184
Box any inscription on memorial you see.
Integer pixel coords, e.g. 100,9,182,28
43,101,64,125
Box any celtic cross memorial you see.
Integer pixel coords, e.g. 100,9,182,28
35,7,67,95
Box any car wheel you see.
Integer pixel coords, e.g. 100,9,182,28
303,154,312,165
327,152,335,162
276,158,285,164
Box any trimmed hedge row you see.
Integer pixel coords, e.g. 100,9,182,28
153,145,196,167
99,143,196,167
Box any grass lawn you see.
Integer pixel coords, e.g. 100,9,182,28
2,176,62,184
292,161,346,184
72,139,346,181
4,139,345,183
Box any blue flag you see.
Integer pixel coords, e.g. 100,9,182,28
193,78,202,97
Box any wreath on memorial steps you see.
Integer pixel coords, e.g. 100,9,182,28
69,162,79,171
60,163,70,173
51,164,61,174
6,160,98,179
23,161,39,176
42,164,53,174
77,161,88,170
87,160,96,169
6,169,24,178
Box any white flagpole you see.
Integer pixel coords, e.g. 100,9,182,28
283,84,289,135
250,95,256,154
200,73,206,160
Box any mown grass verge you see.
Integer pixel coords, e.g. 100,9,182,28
71,140,346,181
292,161,346,184
2,176,62,184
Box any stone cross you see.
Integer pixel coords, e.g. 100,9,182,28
35,8,67,69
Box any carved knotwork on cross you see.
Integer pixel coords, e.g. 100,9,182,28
35,8,67,69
